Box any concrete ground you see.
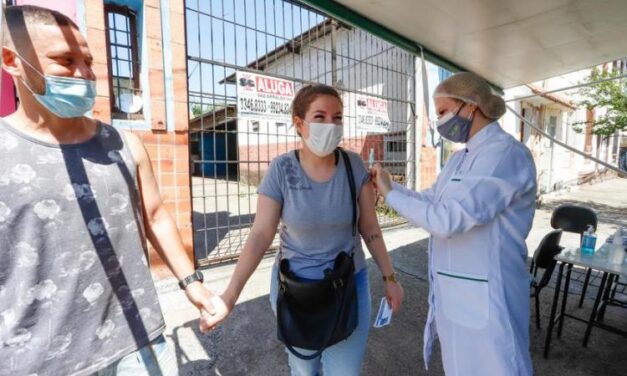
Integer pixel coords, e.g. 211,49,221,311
156,178,627,375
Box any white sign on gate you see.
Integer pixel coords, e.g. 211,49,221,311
236,71,294,123
355,94,390,133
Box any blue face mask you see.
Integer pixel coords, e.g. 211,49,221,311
436,103,474,143
18,54,96,118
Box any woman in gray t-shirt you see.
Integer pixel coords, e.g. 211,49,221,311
205,84,404,375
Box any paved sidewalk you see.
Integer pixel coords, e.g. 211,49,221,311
156,178,627,375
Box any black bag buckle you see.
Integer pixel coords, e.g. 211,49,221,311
332,278,344,289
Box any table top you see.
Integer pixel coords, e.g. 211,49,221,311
556,243,627,277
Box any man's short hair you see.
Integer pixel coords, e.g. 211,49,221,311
2,5,79,50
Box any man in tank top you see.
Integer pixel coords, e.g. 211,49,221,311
0,5,225,375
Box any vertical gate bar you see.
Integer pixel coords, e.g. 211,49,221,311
194,0,209,261
208,0,221,258
232,0,243,247
220,1,233,256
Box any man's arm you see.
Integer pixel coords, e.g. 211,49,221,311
124,131,224,332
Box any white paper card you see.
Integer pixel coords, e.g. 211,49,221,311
374,297,393,328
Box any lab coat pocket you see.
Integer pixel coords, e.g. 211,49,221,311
437,270,489,329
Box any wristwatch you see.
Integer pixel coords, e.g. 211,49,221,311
382,272,398,283
178,270,204,290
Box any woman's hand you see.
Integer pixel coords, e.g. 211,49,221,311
185,282,231,333
197,292,232,333
384,280,404,313
370,164,393,198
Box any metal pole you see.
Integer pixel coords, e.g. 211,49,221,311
330,19,337,86
505,73,627,102
0,1,4,102
506,104,624,174
405,54,416,189
413,55,423,190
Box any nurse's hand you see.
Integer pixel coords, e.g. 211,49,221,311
370,164,393,198
385,280,404,313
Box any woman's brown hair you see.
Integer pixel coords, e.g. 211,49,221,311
291,84,342,119
291,84,342,137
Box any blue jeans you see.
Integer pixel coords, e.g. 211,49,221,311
94,334,178,376
270,264,372,376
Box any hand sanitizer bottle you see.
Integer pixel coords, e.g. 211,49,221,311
581,225,597,256
610,227,625,265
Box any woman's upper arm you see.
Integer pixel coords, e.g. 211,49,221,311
358,182,380,231
250,194,282,239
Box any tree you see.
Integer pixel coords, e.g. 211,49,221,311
573,67,627,137
191,104,212,118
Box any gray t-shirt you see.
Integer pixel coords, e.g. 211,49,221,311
0,120,165,376
258,150,369,279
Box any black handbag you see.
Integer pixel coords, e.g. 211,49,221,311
276,147,359,360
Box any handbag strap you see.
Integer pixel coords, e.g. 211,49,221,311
338,147,357,237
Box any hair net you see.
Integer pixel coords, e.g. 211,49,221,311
434,72,506,119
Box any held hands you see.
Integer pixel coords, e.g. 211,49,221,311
184,282,231,333
369,164,393,199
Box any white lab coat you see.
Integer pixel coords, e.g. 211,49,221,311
386,122,536,376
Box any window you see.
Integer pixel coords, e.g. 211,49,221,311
386,141,406,153
547,115,557,137
105,5,142,119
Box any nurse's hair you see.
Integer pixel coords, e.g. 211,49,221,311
434,72,506,120
291,84,343,137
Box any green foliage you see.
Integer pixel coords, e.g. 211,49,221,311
573,68,627,137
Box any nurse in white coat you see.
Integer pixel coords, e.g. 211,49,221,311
372,72,536,376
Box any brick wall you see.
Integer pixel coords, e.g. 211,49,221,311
86,0,192,279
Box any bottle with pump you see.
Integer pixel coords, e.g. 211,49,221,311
581,225,597,256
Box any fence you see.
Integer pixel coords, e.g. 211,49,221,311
185,0,416,265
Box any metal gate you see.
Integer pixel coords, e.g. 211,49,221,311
185,0,416,265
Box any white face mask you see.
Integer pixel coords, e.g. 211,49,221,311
303,122,343,157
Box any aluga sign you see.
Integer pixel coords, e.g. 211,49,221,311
236,71,295,123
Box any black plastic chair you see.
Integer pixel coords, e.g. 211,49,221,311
550,204,598,307
530,229,564,329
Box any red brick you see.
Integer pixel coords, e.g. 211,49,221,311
139,131,162,144
151,100,167,130
170,0,185,15
93,96,111,123
175,145,189,160
169,14,186,45
92,63,110,98
145,6,163,40
149,70,165,100
177,198,192,213
148,38,164,71
154,145,175,160
159,186,189,204
85,1,106,30
159,159,174,173
174,132,188,145
175,159,190,175
144,0,162,8
174,103,189,132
